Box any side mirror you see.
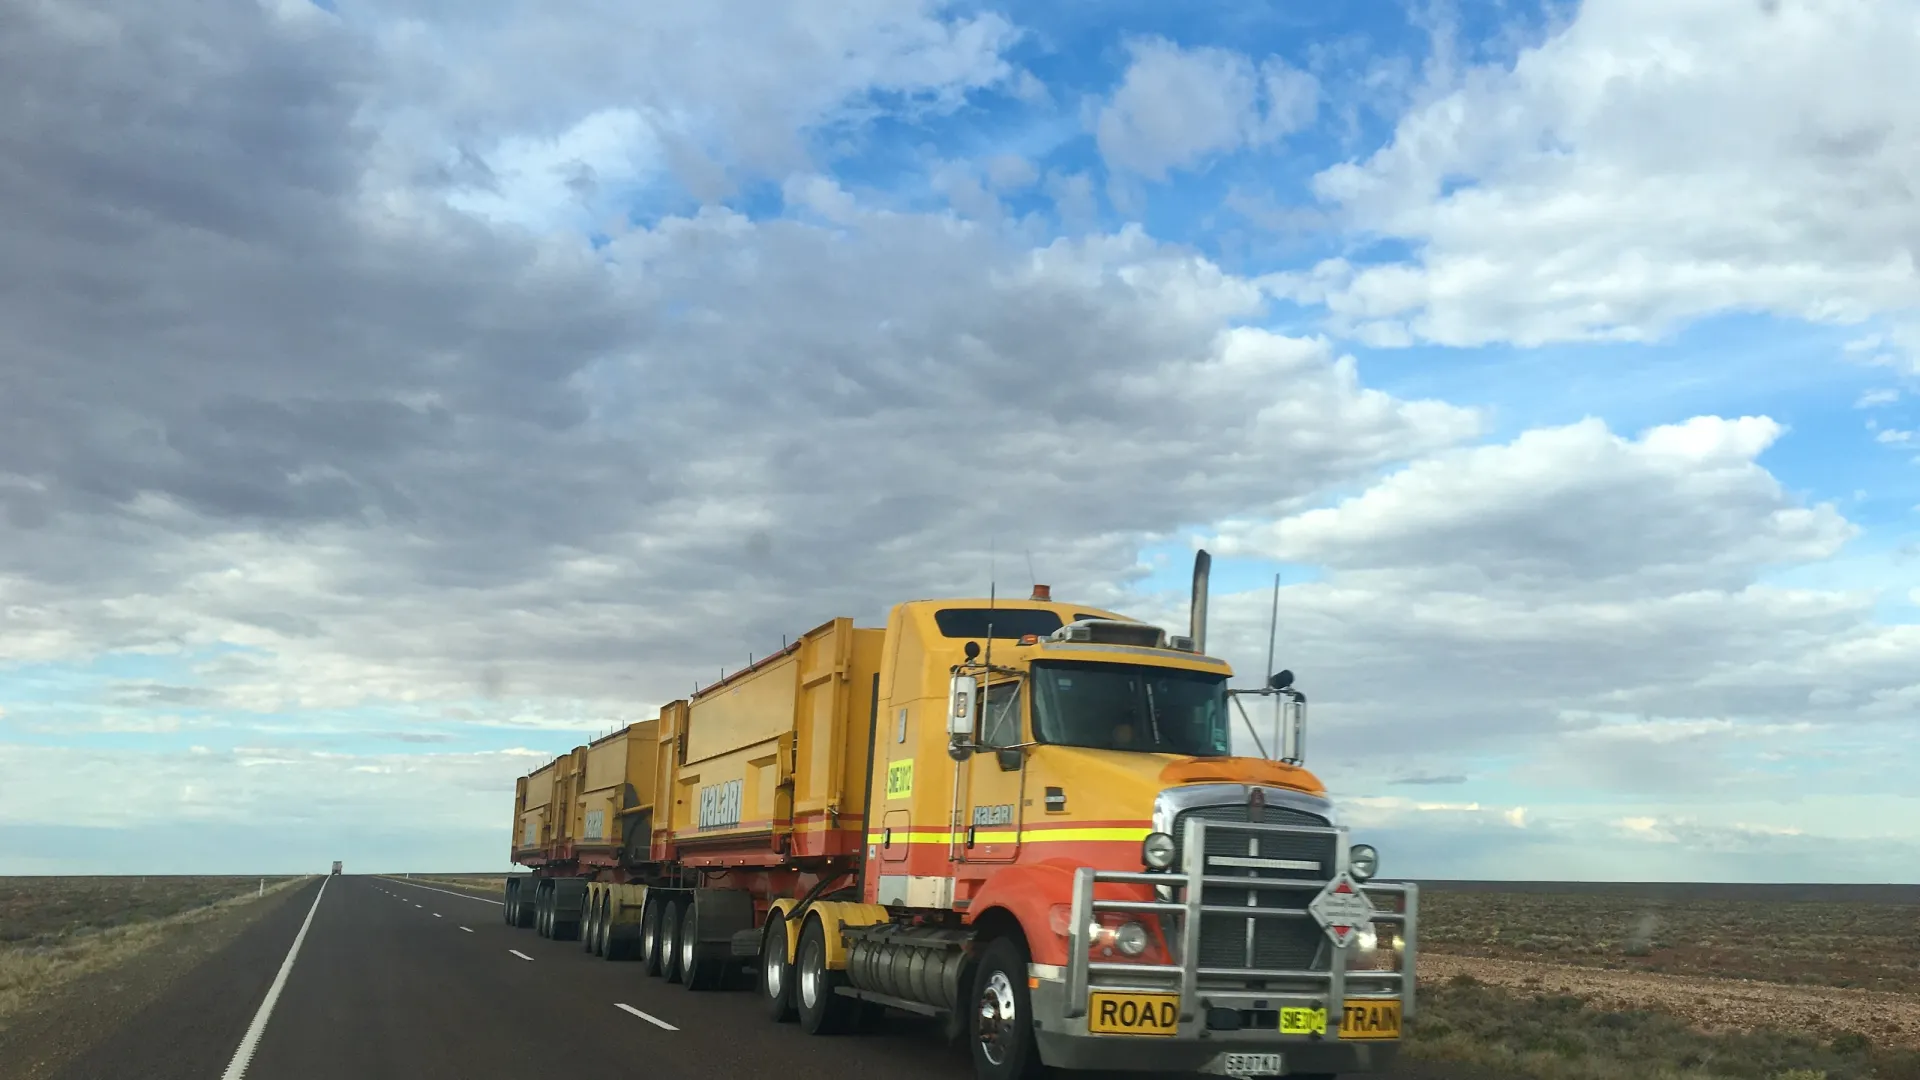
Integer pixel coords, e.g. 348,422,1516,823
1269,669,1294,691
948,674,978,738
996,746,1023,772
963,641,981,662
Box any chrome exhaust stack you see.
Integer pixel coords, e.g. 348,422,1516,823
1189,549,1210,656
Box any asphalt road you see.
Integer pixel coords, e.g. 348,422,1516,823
47,875,1480,1080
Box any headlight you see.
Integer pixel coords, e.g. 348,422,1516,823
1114,921,1149,956
1349,843,1378,882
1141,831,1176,870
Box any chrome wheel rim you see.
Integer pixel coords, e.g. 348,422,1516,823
764,929,785,998
642,908,658,963
680,909,696,976
799,937,821,1009
977,970,1017,1066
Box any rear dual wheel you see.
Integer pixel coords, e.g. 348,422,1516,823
761,910,796,1022
794,917,856,1035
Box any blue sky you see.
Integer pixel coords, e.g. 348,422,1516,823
2,0,1918,879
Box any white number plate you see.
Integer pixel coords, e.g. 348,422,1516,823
1217,1052,1283,1077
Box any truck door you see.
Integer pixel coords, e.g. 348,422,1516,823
961,679,1024,863
878,704,914,869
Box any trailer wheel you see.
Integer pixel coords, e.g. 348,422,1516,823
605,906,637,962
583,891,603,955
595,894,616,958
679,901,726,991
535,885,552,938
503,880,517,925
969,937,1045,1080
795,916,856,1036
660,898,686,984
761,910,796,1022
512,883,535,929
641,899,666,975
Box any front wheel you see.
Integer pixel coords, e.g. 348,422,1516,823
970,937,1046,1080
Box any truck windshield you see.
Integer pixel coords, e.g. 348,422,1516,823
1030,660,1230,757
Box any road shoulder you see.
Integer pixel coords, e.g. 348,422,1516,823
0,879,314,1080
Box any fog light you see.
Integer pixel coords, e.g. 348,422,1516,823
1114,921,1149,956
1142,832,1176,870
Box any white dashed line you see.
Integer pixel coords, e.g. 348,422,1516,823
509,949,534,962
382,878,506,907
220,878,329,1079
414,904,423,909
616,1003,678,1031
460,926,473,933
432,913,442,918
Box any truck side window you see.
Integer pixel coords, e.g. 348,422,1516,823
980,681,1023,748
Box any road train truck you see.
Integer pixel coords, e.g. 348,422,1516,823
504,551,1416,1079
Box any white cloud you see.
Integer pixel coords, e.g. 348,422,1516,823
1218,415,1852,597
357,0,1022,224
1096,37,1318,180
1287,0,1920,353
1856,387,1900,408
984,153,1038,190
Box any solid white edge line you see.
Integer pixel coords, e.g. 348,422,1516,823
509,949,534,961
220,877,328,1080
380,877,505,906
616,1003,679,1031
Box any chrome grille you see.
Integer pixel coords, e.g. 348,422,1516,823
1176,803,1336,973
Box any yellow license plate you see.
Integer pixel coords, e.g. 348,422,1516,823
1087,991,1180,1037
1279,1006,1326,1036
1339,999,1402,1040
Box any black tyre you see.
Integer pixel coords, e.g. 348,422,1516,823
582,892,599,953
969,936,1046,1080
761,910,796,1022
795,916,856,1035
660,898,685,983
680,901,728,990
535,887,552,938
605,908,636,961
503,881,517,925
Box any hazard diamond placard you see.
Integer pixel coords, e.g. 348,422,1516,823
1308,873,1374,948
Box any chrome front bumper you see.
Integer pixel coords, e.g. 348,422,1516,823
1032,814,1419,1076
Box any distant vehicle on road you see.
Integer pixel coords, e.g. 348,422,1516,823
504,550,1413,1080
330,861,343,876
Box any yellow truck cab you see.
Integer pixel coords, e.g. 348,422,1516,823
840,558,1415,1078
